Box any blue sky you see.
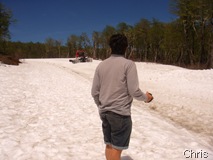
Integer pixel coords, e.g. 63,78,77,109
1,0,175,43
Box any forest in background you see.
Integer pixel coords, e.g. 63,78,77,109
0,0,213,69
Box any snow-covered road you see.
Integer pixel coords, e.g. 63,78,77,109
0,59,212,160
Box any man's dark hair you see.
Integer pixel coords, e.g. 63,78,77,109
109,34,128,55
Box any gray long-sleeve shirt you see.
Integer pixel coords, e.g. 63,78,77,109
91,54,147,116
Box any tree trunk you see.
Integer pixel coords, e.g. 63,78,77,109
154,49,157,62
211,45,213,68
93,42,97,59
128,46,134,60
58,46,61,58
209,43,213,68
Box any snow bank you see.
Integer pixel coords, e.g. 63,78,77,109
0,59,212,160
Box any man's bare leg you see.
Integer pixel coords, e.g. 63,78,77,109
111,147,122,160
105,144,122,160
105,144,112,160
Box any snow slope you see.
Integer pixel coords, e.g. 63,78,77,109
0,59,212,160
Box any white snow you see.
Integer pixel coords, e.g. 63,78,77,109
0,58,213,160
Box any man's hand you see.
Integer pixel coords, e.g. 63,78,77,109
145,92,153,103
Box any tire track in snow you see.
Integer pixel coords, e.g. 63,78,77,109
130,101,213,158
43,59,213,148
28,59,213,159
41,60,93,82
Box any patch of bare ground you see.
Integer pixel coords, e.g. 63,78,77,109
0,55,21,65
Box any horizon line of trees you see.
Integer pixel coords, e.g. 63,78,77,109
1,0,213,69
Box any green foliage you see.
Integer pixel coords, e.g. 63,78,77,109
169,0,213,68
0,3,13,41
0,3,15,54
2,0,213,69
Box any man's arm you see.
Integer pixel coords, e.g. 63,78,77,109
127,62,153,102
91,68,101,106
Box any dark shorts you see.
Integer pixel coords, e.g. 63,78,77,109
100,111,132,150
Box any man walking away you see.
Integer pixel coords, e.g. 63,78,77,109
91,34,153,160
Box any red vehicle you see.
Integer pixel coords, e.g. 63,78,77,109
69,50,92,63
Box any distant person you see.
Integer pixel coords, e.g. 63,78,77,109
91,34,153,160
